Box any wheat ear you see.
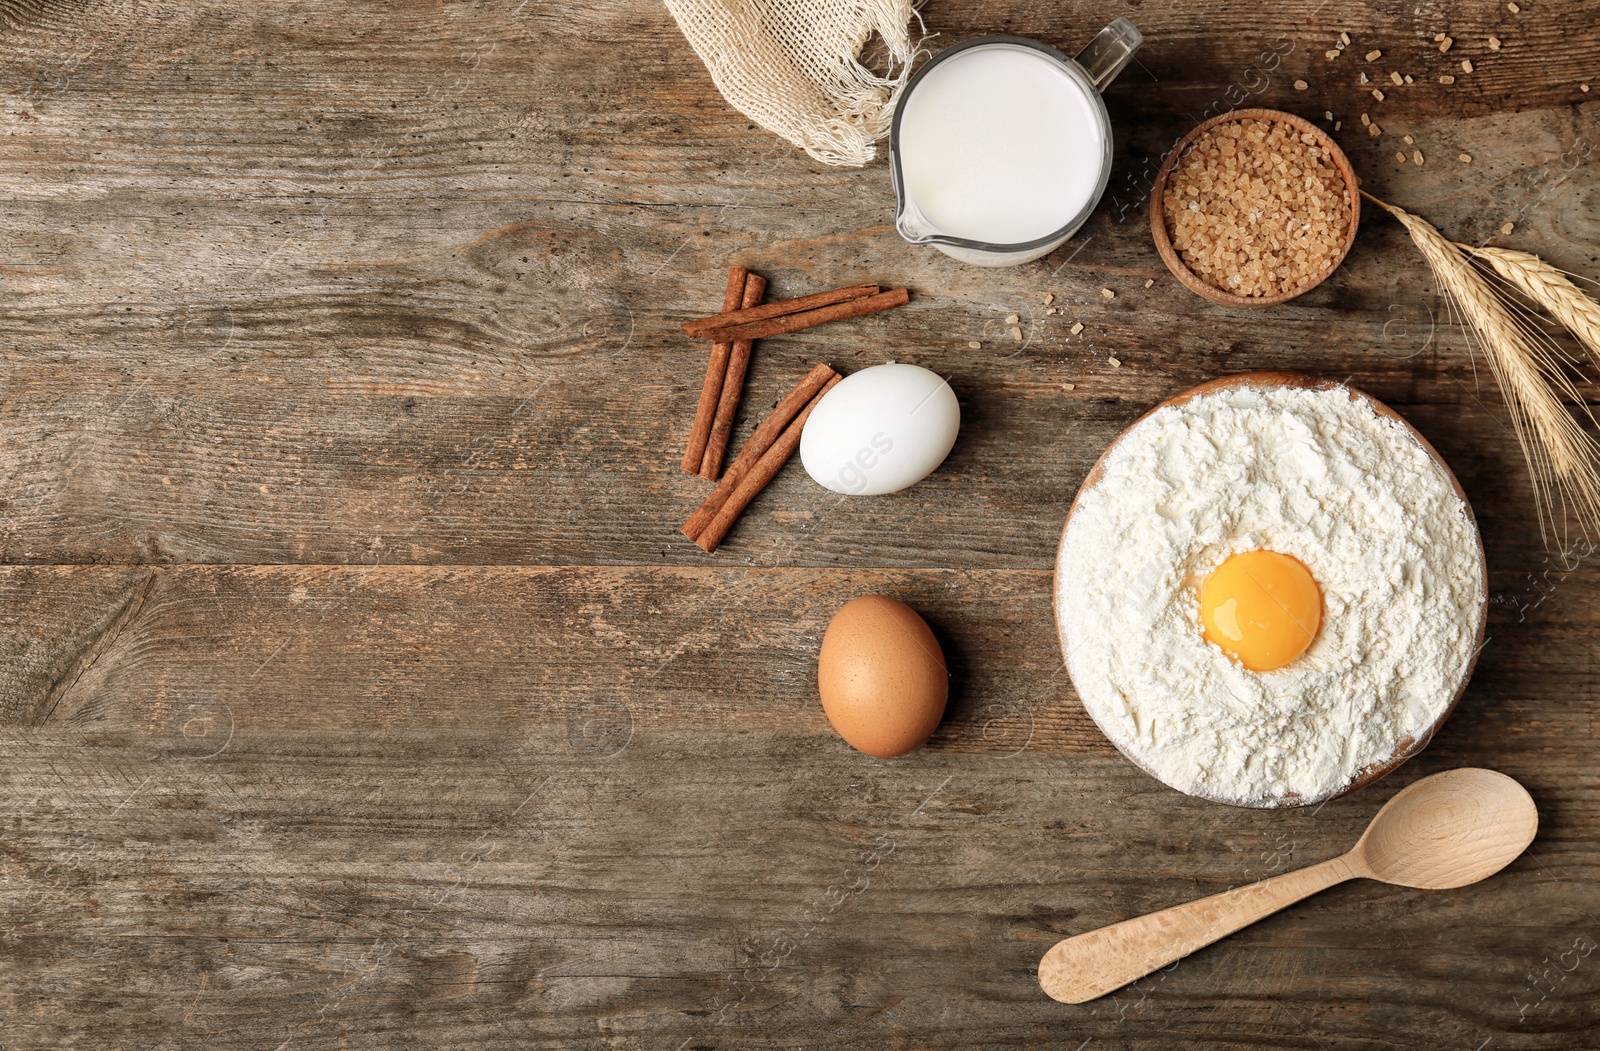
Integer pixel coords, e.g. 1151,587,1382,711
1364,192,1600,545
1456,243,1600,364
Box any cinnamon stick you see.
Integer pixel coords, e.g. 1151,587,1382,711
687,372,843,554
690,287,909,343
698,271,767,480
683,362,839,541
680,283,880,339
681,265,747,474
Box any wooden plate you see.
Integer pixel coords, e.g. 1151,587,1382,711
1054,371,1489,808
1149,108,1361,308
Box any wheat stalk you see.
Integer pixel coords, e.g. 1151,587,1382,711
1364,192,1600,547
1455,243,1600,365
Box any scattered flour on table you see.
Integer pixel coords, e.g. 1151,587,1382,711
1056,384,1485,806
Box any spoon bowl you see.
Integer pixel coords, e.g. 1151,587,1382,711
1039,768,1538,1004
1353,768,1538,889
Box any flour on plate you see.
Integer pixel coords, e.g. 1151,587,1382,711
1056,384,1485,806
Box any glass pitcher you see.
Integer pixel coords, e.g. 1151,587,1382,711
889,19,1143,267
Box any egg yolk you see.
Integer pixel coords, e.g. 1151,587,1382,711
1198,550,1322,672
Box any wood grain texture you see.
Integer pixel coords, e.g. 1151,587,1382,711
2,0,1600,1046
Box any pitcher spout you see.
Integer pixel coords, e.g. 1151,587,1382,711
896,198,941,243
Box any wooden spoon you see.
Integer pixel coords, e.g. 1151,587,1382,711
1038,768,1538,1004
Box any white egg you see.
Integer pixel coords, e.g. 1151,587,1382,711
800,363,960,496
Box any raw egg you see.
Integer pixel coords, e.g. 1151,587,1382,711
817,595,948,758
1199,549,1322,672
799,363,960,496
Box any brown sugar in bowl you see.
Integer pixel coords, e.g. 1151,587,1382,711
1150,109,1361,308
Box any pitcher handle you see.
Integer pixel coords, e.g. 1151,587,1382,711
1074,16,1142,93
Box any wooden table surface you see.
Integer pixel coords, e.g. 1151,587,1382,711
4,1,1599,1047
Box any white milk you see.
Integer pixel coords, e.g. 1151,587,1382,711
897,46,1105,246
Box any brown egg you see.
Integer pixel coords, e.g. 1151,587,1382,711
817,595,948,758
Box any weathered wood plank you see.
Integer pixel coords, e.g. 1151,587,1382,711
1,564,1594,752
0,721,1594,1047
0,357,1587,569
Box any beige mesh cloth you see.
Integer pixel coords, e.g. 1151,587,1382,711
663,0,922,167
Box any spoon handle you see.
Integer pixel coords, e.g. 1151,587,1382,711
1039,855,1358,1003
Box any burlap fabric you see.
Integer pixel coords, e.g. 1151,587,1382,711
663,0,922,166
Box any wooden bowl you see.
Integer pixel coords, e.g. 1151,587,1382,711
1149,109,1361,308
1054,371,1489,808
